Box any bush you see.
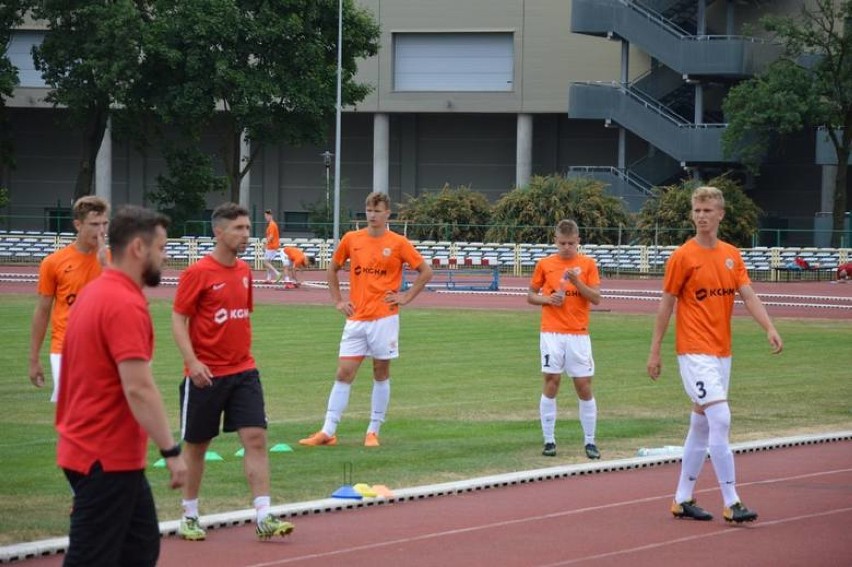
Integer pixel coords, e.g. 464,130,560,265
398,184,492,242
635,174,761,247
485,175,632,244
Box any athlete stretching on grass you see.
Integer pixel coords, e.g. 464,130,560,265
300,191,432,447
172,203,294,541
527,220,602,460
647,185,783,524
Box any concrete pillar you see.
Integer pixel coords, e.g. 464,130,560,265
697,0,706,36
95,118,112,205
821,165,837,212
239,129,250,207
400,115,418,196
620,40,629,86
373,113,390,194
694,83,704,124
618,128,626,170
516,113,533,188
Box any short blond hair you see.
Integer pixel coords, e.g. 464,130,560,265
555,219,579,237
692,186,725,208
72,196,109,221
365,191,390,209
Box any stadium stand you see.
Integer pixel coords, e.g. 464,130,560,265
0,231,848,282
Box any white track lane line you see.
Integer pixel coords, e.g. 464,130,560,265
244,468,852,567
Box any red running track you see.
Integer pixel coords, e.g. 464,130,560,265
19,441,852,566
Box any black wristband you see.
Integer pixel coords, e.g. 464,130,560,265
159,443,182,459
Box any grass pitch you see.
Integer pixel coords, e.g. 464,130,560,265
0,294,850,544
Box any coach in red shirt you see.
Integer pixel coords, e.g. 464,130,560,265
56,205,186,566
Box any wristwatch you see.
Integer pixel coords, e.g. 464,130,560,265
159,443,182,459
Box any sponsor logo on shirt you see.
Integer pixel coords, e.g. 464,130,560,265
213,307,251,324
725,258,734,270
695,287,736,301
212,282,226,291
353,265,388,277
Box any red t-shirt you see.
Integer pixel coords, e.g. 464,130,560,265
173,255,256,377
332,229,424,321
663,238,750,357
56,269,152,473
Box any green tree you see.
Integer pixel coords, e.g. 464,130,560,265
1,1,34,173
485,175,632,244
148,145,228,237
722,0,851,244
135,0,380,202
398,184,492,242
635,175,761,248
31,1,146,201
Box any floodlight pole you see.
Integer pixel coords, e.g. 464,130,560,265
333,0,343,248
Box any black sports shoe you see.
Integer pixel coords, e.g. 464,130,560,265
542,442,557,457
584,443,601,460
671,499,713,521
724,502,758,523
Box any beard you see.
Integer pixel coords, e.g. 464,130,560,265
142,260,162,287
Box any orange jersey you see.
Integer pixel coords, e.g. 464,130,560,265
530,253,600,334
663,238,750,357
283,246,306,267
265,220,280,250
333,229,424,321
37,244,105,353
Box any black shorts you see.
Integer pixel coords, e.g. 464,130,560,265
63,462,160,567
179,368,267,443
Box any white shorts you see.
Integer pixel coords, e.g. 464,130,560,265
677,354,731,405
539,332,595,377
279,251,292,267
339,315,400,360
264,249,279,262
50,352,61,403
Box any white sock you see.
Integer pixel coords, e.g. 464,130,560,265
367,379,391,435
321,381,351,436
579,398,597,445
253,496,271,523
182,499,199,519
705,403,740,507
675,411,710,504
540,394,556,443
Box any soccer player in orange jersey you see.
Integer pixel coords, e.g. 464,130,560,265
262,209,282,283
300,192,433,448
29,195,110,402
280,245,312,285
172,203,294,541
647,186,783,524
527,220,602,460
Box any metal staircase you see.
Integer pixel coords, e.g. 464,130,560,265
567,0,781,205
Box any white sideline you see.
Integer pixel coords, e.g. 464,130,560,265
1,430,850,564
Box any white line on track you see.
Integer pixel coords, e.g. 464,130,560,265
243,468,852,567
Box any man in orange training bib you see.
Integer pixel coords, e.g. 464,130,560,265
262,209,282,283
647,186,783,524
300,192,432,448
29,195,110,402
528,219,602,460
